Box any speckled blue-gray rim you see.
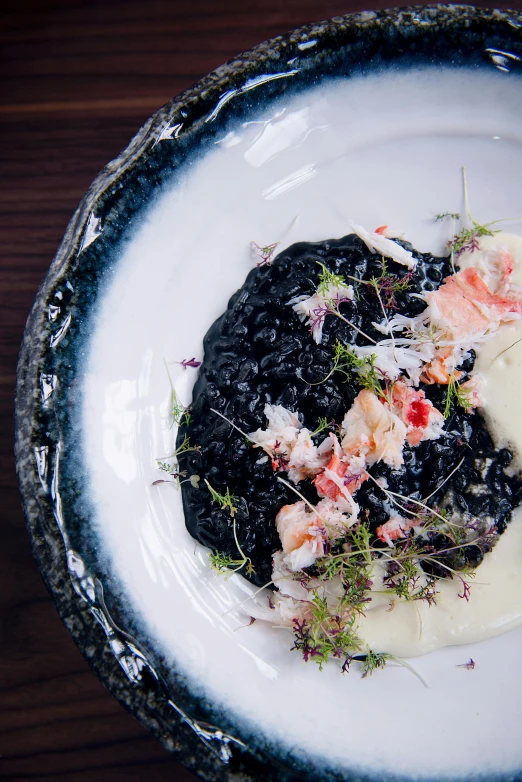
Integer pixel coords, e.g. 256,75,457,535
14,6,522,781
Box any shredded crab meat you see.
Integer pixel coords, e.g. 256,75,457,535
424,266,522,343
391,380,445,445
374,225,406,239
287,429,333,483
290,280,354,344
314,433,367,500
275,501,327,571
347,220,417,270
248,404,333,482
315,496,359,537
341,389,407,469
458,239,518,296
351,340,436,385
376,514,416,546
249,403,301,455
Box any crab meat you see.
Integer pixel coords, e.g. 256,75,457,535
425,266,522,343
286,429,333,483
420,346,464,385
374,225,406,240
391,380,445,445
376,514,416,546
341,389,407,469
347,220,417,270
275,501,327,571
249,403,301,458
315,496,358,538
459,375,483,412
314,434,366,497
290,280,354,344
458,234,522,296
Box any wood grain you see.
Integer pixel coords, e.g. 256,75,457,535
1,1,519,780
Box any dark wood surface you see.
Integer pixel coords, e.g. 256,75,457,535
0,1,518,780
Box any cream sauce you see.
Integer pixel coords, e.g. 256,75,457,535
357,233,522,657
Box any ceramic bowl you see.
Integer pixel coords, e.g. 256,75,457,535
15,6,522,781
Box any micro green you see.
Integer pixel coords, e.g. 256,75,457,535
252,241,279,266
444,373,472,418
205,480,238,517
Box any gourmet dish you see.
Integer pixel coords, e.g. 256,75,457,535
166,204,522,674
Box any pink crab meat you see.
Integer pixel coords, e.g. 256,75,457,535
313,433,366,501
376,514,416,546
426,266,522,341
341,389,407,469
275,501,326,569
391,380,444,445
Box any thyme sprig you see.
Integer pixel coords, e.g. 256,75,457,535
357,651,391,678
342,346,386,398
311,416,332,436
208,550,254,577
155,435,201,488
291,592,363,671
436,212,460,221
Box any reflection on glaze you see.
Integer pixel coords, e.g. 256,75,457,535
152,121,183,148
52,436,245,762
205,70,300,124
37,283,246,765
485,48,522,73
79,212,103,253
34,445,49,491
40,373,57,404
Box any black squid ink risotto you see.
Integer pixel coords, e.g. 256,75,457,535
176,233,522,600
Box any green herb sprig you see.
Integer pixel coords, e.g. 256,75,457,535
205,480,255,577
444,373,472,418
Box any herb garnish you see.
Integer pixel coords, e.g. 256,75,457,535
252,241,280,266
447,221,498,258
205,480,238,517
436,212,461,221
291,592,362,671
317,262,349,297
164,358,190,426
444,373,472,418
313,341,385,397
154,436,201,488
208,550,255,577
341,346,386,397
205,480,255,577
367,259,414,310
457,658,476,670
308,263,377,345
311,416,333,436
177,357,201,369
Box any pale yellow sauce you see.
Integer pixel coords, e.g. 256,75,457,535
358,233,522,657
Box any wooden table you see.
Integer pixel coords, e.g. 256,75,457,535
0,1,516,779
